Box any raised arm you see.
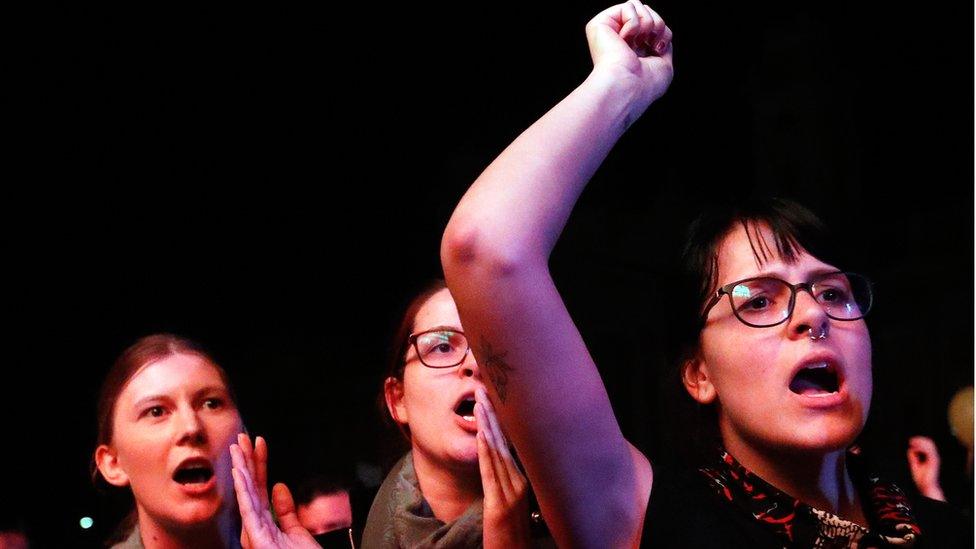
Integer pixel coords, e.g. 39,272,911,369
440,2,672,546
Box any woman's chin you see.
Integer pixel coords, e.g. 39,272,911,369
449,442,481,468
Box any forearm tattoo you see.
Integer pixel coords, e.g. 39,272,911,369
478,338,514,403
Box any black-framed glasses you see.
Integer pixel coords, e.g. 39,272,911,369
407,329,471,368
701,271,873,328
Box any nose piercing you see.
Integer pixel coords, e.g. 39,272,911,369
808,325,828,340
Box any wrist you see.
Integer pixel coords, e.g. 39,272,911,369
581,66,656,130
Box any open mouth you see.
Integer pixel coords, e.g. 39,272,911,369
172,459,215,485
789,361,840,395
454,396,476,422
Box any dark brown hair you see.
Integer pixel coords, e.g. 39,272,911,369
378,279,449,450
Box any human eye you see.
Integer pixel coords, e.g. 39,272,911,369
815,275,853,304
141,405,167,419
731,282,775,312
741,295,772,310
431,342,456,354
419,332,459,356
203,397,225,410
819,288,841,302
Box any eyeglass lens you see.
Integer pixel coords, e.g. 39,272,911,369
415,331,468,367
729,272,871,327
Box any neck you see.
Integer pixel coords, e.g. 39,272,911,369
136,506,238,549
411,447,482,523
723,438,866,525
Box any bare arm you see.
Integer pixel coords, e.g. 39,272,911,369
441,3,672,546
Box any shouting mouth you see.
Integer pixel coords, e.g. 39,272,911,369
172,457,216,493
789,361,840,396
452,393,479,433
454,395,476,422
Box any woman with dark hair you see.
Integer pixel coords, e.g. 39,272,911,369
231,280,543,548
440,1,968,547
93,334,246,549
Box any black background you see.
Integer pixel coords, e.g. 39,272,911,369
3,2,973,546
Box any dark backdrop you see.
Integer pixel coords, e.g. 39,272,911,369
4,2,973,546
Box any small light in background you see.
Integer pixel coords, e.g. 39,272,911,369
80,517,94,530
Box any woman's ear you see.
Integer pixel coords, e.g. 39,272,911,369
95,445,130,487
682,354,717,405
384,377,408,426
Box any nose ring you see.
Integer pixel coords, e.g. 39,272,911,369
808,325,828,341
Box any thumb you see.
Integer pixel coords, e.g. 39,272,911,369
271,482,303,533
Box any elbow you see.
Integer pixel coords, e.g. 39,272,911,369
440,218,481,274
440,215,539,282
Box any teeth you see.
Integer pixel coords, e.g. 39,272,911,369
805,361,829,370
462,415,475,422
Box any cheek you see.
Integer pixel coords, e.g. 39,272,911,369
114,428,168,479
703,332,776,392
402,371,443,422
404,388,440,428
845,331,873,402
213,414,244,446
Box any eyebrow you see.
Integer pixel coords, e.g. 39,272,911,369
413,325,462,334
744,267,840,281
130,385,229,410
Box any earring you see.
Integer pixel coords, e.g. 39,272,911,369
808,325,828,340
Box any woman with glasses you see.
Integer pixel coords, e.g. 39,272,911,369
440,1,966,547
231,280,545,548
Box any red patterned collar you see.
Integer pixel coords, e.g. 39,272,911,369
699,447,921,548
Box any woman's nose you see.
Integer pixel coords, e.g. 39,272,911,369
789,288,830,339
458,348,479,378
176,407,206,444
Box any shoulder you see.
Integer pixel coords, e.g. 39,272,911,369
362,453,412,547
109,523,144,549
640,465,782,548
911,495,974,549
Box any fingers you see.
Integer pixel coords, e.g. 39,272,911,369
231,444,260,514
907,436,940,468
617,1,641,44
475,397,513,499
476,387,527,503
232,468,262,535
477,427,501,501
906,447,923,468
255,436,270,506
909,436,939,455
631,2,656,56
231,446,272,543
618,2,672,56
638,3,671,54
477,387,512,461
238,433,270,509
238,433,255,474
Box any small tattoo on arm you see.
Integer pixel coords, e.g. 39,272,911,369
478,338,514,403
